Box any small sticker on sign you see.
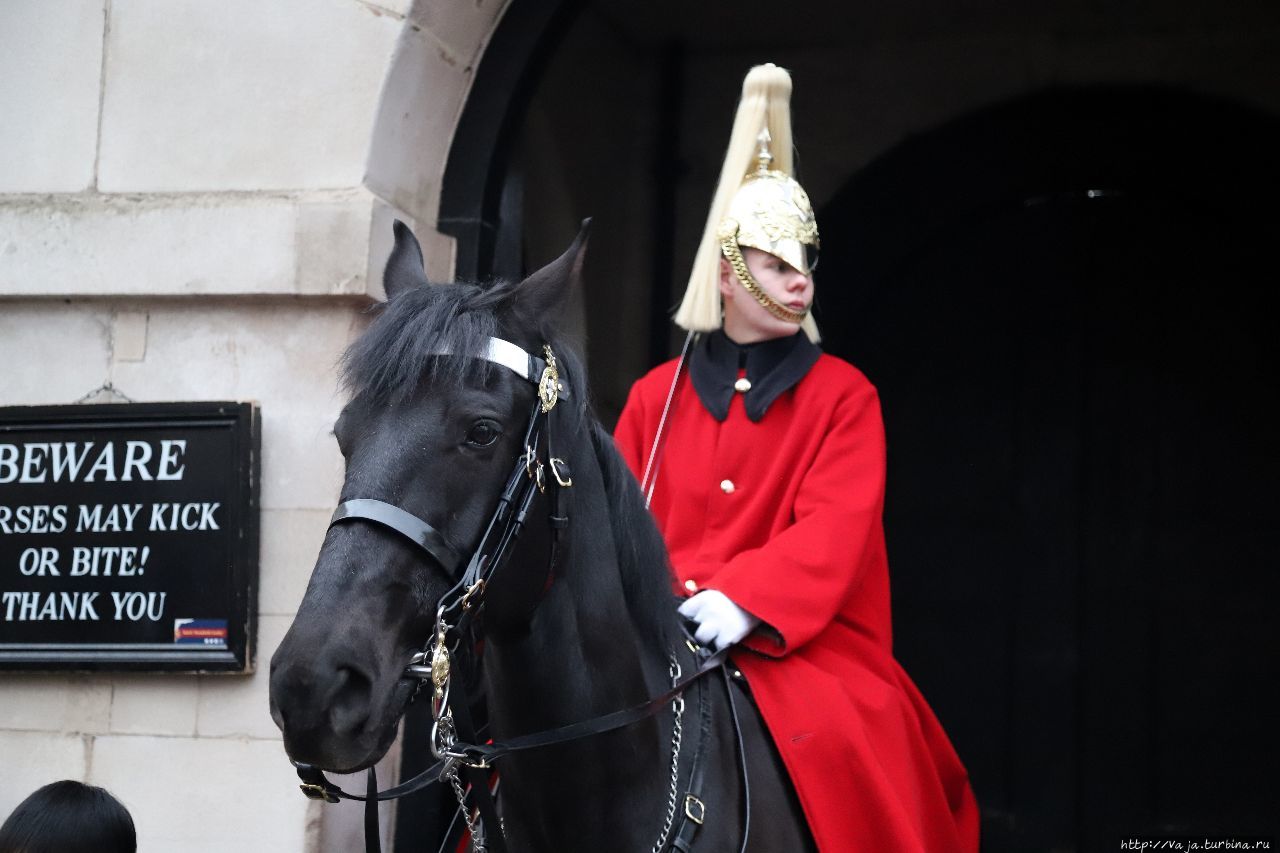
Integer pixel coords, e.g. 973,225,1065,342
174,618,228,646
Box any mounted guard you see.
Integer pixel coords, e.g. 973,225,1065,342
613,62,981,851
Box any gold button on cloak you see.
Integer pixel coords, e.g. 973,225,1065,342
720,479,736,494
734,377,752,393
684,579,698,593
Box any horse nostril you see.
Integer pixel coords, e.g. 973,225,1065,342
327,665,375,736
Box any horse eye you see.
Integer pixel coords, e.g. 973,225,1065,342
465,420,501,448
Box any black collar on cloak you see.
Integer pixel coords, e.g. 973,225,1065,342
689,329,822,422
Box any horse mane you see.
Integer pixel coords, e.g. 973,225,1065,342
340,276,675,647
588,421,678,651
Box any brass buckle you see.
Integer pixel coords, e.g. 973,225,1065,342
459,579,486,612
684,794,705,825
299,783,339,804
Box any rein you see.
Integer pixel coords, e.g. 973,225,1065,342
292,338,737,853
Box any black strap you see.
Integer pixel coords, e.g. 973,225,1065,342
671,662,712,852
723,667,752,853
364,767,381,853
448,681,507,853
447,650,728,767
292,650,730,801
330,499,461,575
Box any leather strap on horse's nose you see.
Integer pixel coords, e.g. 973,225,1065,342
329,498,462,575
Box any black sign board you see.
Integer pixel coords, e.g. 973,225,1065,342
0,403,258,672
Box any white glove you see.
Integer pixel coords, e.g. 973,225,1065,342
678,589,760,651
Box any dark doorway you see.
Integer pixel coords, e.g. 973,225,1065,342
417,0,1280,844
817,87,1280,850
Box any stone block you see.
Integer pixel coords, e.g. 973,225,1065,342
296,201,373,296
107,302,353,509
195,614,290,739
90,734,311,852
258,509,331,616
0,199,294,297
0,676,112,733
98,0,400,192
0,305,111,404
0,0,104,193
408,0,508,62
111,310,149,362
0,194,387,299
365,21,469,223
108,675,198,736
362,0,410,18
0,731,88,816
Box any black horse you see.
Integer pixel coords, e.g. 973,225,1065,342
269,222,813,852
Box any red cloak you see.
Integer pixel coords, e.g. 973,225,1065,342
614,349,980,852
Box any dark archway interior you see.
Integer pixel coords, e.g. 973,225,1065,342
818,87,1280,849
417,1,1280,848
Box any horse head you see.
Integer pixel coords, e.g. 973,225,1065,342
269,220,589,773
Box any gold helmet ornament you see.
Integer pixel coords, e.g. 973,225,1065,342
675,63,821,341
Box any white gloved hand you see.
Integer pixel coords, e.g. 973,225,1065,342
678,589,761,651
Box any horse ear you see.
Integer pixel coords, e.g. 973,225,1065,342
383,220,429,301
517,219,590,318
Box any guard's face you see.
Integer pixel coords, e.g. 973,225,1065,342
719,246,814,342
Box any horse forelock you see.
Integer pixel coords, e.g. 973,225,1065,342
339,276,587,408
339,281,501,404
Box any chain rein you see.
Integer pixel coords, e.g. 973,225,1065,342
651,657,685,853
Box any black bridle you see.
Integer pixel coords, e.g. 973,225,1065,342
291,338,734,853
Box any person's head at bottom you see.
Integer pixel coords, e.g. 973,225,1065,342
0,780,136,853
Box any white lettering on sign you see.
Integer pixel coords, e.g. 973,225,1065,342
0,505,69,534
109,591,166,621
75,503,143,533
1,591,101,621
68,545,150,577
17,547,61,576
0,440,188,484
148,502,220,532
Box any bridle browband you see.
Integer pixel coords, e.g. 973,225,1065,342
291,337,735,853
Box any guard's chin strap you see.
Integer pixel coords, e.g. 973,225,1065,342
719,234,809,325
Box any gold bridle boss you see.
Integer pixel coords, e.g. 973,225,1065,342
716,129,821,325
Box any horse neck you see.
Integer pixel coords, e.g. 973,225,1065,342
486,415,674,722
482,415,680,848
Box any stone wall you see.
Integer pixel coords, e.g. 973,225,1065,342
0,0,508,849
